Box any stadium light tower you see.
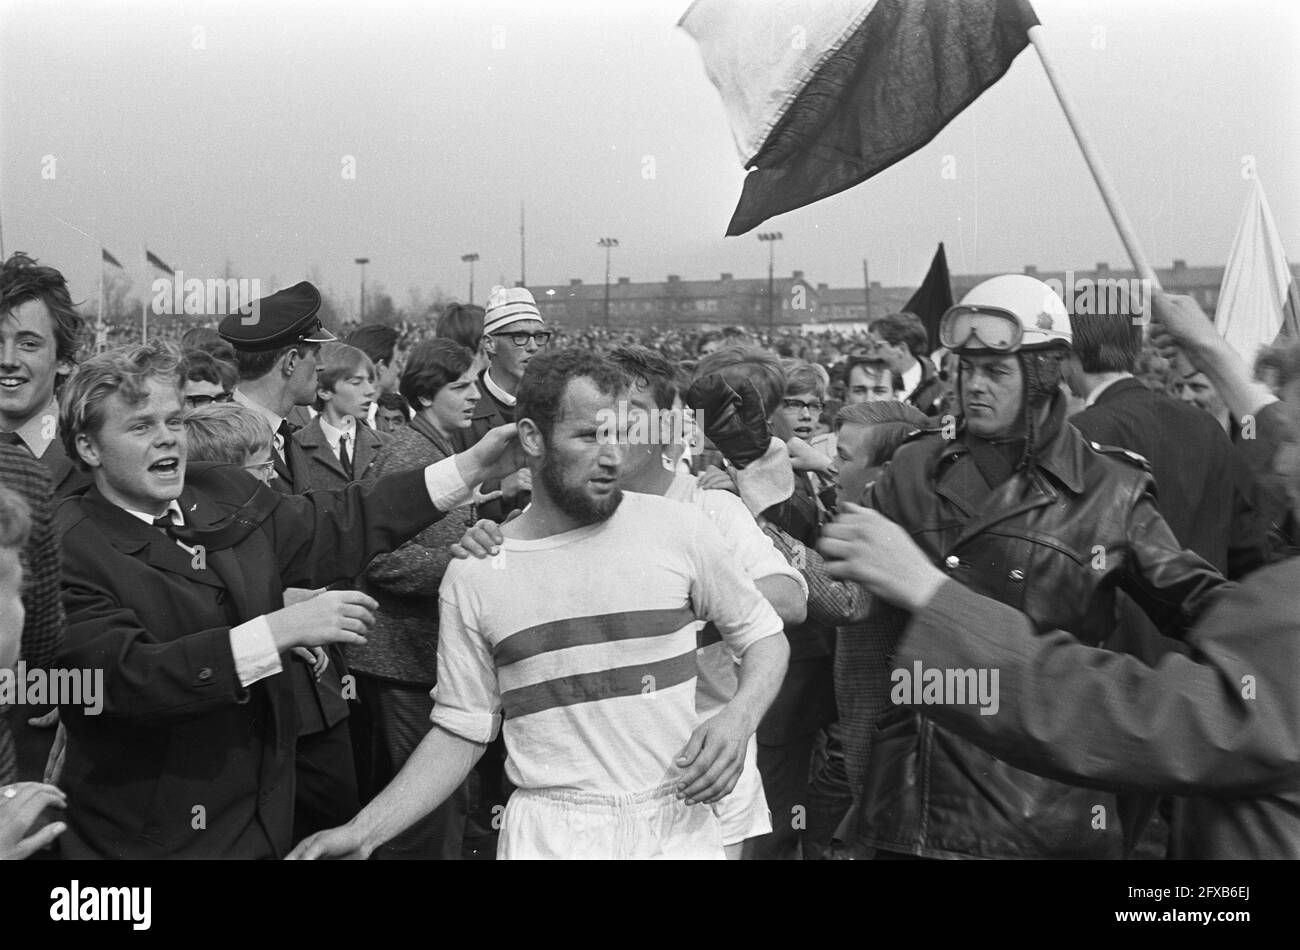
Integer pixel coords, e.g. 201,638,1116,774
598,237,619,329
757,232,783,334
461,253,480,304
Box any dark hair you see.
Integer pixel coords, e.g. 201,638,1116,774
1068,312,1140,374
179,349,238,390
695,330,724,356
844,355,901,392
436,303,485,353
376,391,409,413
692,346,785,419
516,349,628,442
0,251,86,370
608,345,681,411
346,324,400,367
180,327,236,362
868,312,928,359
400,339,474,410
233,340,321,382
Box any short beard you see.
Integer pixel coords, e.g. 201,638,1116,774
539,451,622,526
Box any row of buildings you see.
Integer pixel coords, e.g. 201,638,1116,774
528,260,1286,329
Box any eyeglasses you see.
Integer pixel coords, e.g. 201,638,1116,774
492,331,552,347
185,392,235,408
782,397,824,414
242,460,277,477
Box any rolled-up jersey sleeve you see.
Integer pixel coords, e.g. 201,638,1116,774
687,512,784,656
430,580,502,744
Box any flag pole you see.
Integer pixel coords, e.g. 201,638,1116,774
862,259,871,322
1028,26,1161,292
98,255,105,343
141,245,149,344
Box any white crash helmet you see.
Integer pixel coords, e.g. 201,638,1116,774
939,275,1072,353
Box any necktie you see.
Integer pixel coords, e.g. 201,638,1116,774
339,433,354,480
152,514,174,536
277,419,295,482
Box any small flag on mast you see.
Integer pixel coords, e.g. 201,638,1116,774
145,249,174,275
102,248,124,269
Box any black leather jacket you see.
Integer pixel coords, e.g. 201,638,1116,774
859,403,1228,858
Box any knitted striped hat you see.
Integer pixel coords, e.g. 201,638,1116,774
483,285,543,335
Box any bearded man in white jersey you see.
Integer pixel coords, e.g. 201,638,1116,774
291,349,790,860
454,345,809,858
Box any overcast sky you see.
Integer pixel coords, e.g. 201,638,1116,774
2,0,1297,316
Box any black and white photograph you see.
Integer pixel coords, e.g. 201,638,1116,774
0,0,1296,928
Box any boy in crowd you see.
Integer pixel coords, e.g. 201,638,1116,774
295,342,384,489
374,392,411,434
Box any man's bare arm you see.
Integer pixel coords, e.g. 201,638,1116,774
754,575,807,627
676,632,789,804
288,725,486,859
1150,292,1276,421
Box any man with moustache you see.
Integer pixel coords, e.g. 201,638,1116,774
53,341,523,858
852,275,1228,860
292,349,790,860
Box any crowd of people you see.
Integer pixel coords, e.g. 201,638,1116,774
3,246,1300,861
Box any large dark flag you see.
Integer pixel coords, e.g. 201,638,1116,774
905,243,954,354
681,0,1040,235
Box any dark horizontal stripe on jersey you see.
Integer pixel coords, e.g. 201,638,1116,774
501,650,697,720
493,607,697,667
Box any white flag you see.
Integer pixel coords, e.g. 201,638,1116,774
1215,176,1300,364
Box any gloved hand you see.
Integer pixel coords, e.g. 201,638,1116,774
685,373,771,470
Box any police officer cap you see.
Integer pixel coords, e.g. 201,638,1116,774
218,281,337,352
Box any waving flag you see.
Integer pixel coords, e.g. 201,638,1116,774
145,249,174,275
681,0,1040,235
1215,177,1300,363
102,248,124,269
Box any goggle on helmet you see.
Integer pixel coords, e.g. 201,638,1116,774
938,275,1072,354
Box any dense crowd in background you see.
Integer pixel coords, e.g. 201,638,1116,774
6,248,1300,861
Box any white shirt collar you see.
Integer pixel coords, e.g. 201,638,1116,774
317,414,355,453
483,368,517,407
232,389,287,448
5,395,59,459
121,498,185,526
901,361,923,399
1084,373,1134,408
